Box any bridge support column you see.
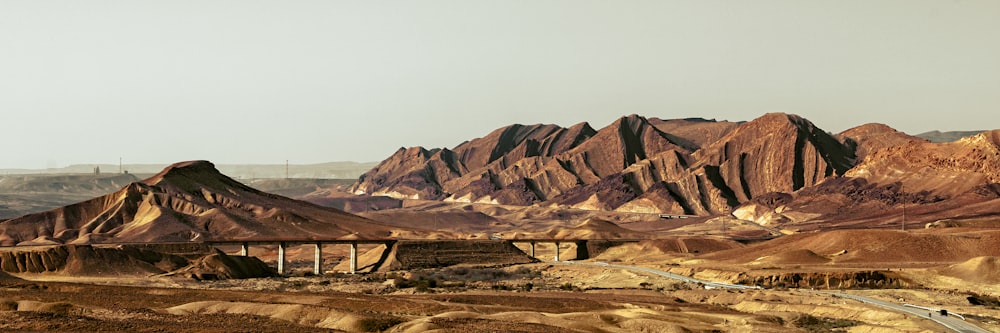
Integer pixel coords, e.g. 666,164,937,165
277,242,286,275
575,240,589,260
554,242,561,261
313,242,323,276
529,242,536,257
349,242,358,274
240,242,248,256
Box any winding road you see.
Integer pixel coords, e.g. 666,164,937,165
557,261,990,333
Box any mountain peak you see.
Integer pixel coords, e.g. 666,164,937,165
142,160,257,195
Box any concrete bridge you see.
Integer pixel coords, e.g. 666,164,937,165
205,239,396,275
204,238,646,275
507,239,644,262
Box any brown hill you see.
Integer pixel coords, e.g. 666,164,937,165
768,130,1000,227
702,229,1000,265
838,123,924,163
0,161,422,246
938,256,1000,284
555,113,854,213
638,237,744,254
502,218,651,240
351,115,694,206
845,130,1000,196
352,113,857,215
348,113,1000,227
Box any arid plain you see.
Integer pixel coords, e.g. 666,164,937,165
2,113,1000,332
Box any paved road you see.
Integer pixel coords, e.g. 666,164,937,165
820,291,989,333
557,261,990,333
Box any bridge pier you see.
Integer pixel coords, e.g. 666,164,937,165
554,242,561,261
240,242,248,256
313,242,323,275
529,242,536,257
349,242,358,274
575,240,589,260
277,242,286,275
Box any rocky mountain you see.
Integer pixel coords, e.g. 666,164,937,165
0,161,421,246
838,123,924,164
736,129,1000,228
352,113,865,215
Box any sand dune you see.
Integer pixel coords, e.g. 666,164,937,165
938,256,1000,284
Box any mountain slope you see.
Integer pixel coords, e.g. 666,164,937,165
0,161,419,246
741,130,1000,228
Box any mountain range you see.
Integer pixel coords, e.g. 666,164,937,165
351,113,1000,228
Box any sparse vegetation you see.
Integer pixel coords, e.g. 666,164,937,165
357,315,405,332
793,315,858,332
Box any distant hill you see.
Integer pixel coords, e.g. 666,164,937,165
916,130,985,143
0,173,142,219
0,161,378,180
0,161,428,245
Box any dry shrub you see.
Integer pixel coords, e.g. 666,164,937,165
0,299,18,311
357,315,404,332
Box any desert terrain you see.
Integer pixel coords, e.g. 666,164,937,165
2,113,999,332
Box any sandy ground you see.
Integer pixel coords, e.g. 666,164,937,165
5,257,995,332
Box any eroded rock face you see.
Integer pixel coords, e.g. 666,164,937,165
354,113,858,215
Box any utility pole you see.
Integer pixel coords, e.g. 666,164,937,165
901,182,906,232
285,160,289,179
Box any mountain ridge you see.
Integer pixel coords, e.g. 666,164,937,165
351,113,1000,226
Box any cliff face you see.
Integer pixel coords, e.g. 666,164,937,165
352,113,861,215
690,113,855,202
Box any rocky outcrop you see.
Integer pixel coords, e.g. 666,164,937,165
737,271,912,289
166,250,276,280
846,130,1000,194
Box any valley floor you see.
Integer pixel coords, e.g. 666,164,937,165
4,260,998,332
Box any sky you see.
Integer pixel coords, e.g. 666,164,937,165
2,1,998,169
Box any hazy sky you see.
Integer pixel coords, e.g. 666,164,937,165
2,1,998,169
